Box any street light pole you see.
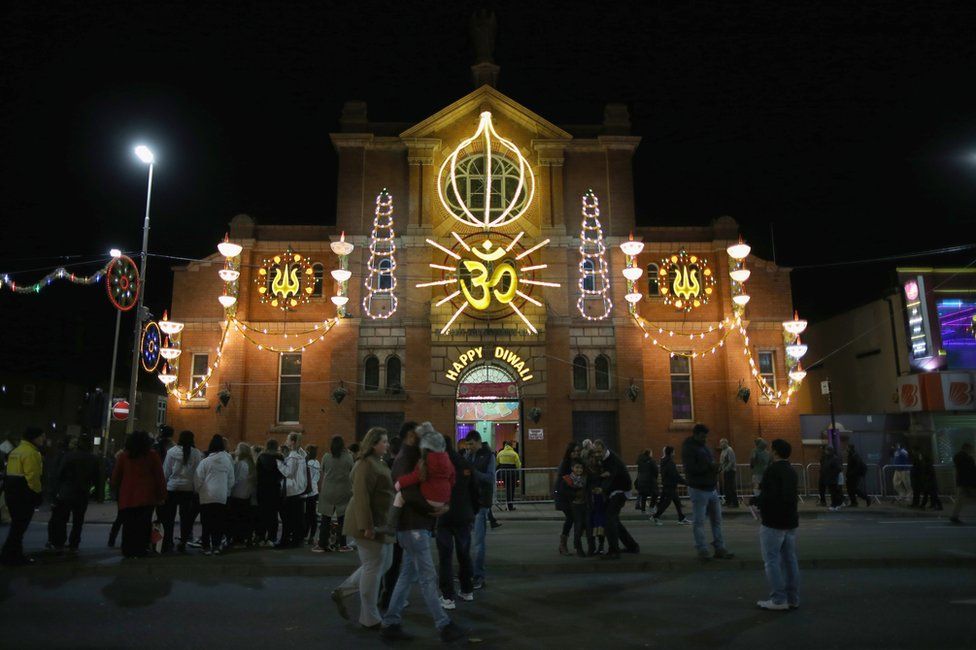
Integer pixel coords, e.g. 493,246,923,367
126,146,154,434
103,248,123,456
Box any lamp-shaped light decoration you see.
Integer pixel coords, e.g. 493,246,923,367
727,236,751,260
331,295,349,307
330,231,354,317
217,233,243,259
789,363,807,383
729,268,751,283
785,336,808,360
218,291,237,308
622,262,643,282
158,310,184,336
625,292,643,304
158,362,178,386
782,311,808,337
159,334,182,361
331,269,352,282
619,232,645,257
732,294,751,307
218,268,240,283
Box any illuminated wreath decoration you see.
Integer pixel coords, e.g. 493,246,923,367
658,249,716,313
105,255,140,311
141,320,161,372
255,247,315,311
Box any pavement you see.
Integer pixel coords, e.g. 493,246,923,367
2,505,975,649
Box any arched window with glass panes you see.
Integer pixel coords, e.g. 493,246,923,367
573,355,589,391
311,263,325,297
386,355,402,392
378,258,394,290
581,259,596,292
646,263,660,297
595,354,611,391
364,356,379,392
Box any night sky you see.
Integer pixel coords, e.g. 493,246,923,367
2,1,976,386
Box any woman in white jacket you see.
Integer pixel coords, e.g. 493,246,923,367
161,430,203,553
229,443,257,547
304,445,322,544
194,435,235,555
276,432,308,548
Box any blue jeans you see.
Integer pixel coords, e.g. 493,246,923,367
472,507,488,580
382,529,450,630
688,487,725,554
759,525,800,605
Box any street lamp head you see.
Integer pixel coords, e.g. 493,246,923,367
109,248,122,258
134,145,155,164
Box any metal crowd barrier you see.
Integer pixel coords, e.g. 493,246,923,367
879,463,956,500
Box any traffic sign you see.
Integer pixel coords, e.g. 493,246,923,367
112,399,130,421
821,381,831,395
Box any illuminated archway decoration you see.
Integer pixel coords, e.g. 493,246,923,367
140,320,161,372
255,248,315,311
658,249,716,313
436,111,535,229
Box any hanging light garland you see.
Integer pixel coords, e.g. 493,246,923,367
0,262,111,294
331,232,355,317
362,189,399,319
576,189,613,320
632,313,740,358
231,317,340,353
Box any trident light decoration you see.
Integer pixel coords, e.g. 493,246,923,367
255,248,315,311
362,189,398,319
658,248,716,313
576,190,613,320
419,111,558,335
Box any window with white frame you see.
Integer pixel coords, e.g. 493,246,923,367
758,350,777,391
311,263,325,297
646,263,660,296
191,354,209,398
156,396,168,427
278,353,302,423
670,354,694,421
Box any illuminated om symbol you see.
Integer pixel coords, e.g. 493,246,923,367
460,260,518,310
272,264,300,299
672,265,701,300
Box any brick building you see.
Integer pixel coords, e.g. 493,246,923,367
162,78,807,467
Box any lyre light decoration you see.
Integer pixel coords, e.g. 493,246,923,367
419,109,557,334
255,247,315,311
658,249,716,313
330,232,354,317
437,111,534,229
576,190,612,320
362,189,399,319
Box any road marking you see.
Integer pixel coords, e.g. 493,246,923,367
875,520,938,525
950,599,976,605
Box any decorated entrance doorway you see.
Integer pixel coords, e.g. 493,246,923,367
455,363,521,454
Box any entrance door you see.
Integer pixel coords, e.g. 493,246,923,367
572,411,619,451
355,412,405,442
455,363,521,454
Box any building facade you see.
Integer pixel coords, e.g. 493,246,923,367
163,82,806,467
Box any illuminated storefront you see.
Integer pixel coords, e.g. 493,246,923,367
163,80,807,467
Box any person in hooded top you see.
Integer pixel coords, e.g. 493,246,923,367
161,430,203,553
194,434,235,555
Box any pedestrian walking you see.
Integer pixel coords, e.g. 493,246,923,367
553,442,581,555
750,438,770,495
111,431,166,558
949,442,976,524
846,445,870,507
304,445,321,544
1,427,46,566
436,433,478,609
463,430,495,591
47,434,101,554
229,442,257,546
255,439,284,546
917,452,943,511
719,438,739,507
635,449,659,512
892,443,912,502
161,430,202,553
496,440,521,511
652,446,690,526
276,432,308,548
194,435,235,555
823,447,844,511
751,438,800,611
331,428,396,630
315,435,354,553
681,423,735,561
380,422,419,609
380,422,465,643
593,439,638,559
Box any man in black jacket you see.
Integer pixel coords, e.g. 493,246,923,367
436,434,479,608
681,423,734,561
950,442,976,524
592,439,639,559
47,435,101,554
464,431,496,590
750,438,800,611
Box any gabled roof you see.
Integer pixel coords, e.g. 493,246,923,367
399,85,572,141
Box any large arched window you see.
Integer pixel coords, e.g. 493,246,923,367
443,153,529,223
386,355,402,392
311,263,325,297
595,354,611,391
573,355,589,391
647,263,660,297
378,258,394,290
581,259,595,292
364,356,380,392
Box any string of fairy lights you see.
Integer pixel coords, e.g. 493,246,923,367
362,188,399,319
576,189,613,320
0,262,111,294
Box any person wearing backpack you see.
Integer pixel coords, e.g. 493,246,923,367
276,432,308,548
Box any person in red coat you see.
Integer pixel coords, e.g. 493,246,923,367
111,430,166,558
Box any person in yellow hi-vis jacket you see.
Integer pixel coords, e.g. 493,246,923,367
496,442,521,511
2,427,46,566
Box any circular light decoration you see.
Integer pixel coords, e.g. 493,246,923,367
105,254,140,311
657,249,716,313
255,247,315,311
436,111,535,230
140,320,161,373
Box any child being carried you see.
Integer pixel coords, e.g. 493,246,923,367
382,422,455,532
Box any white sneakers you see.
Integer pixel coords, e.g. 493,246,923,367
458,592,474,602
757,600,789,611
439,597,456,610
